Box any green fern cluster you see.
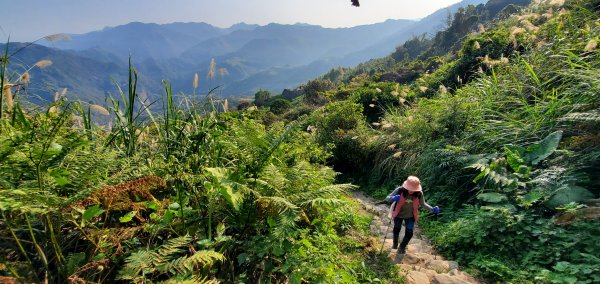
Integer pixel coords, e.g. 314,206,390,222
118,235,223,282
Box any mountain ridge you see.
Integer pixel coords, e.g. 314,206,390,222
18,0,488,102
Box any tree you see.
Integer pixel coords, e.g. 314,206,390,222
254,89,271,107
269,98,292,115
303,79,335,105
237,101,252,111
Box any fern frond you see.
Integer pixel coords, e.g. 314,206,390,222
271,209,300,239
157,256,188,275
291,183,356,203
118,250,159,280
184,250,225,270
157,235,192,258
257,196,299,213
161,275,217,284
300,198,345,209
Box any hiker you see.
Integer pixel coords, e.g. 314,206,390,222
386,176,440,254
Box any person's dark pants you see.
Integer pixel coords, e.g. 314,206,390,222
392,217,415,251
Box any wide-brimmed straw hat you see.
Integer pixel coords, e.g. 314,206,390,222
402,176,422,193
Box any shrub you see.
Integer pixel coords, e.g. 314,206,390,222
269,98,292,115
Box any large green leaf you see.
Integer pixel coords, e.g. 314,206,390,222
525,131,563,165
119,211,137,223
218,184,243,211
205,168,244,211
82,205,105,225
545,185,594,209
518,191,543,207
477,192,508,203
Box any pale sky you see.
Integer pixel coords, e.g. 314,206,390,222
1,0,462,42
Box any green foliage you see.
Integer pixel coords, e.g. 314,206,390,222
3,0,600,283
308,0,600,283
348,82,403,122
391,34,432,61
118,235,224,281
425,208,600,283
268,98,292,115
303,79,335,105
0,57,387,283
254,89,271,107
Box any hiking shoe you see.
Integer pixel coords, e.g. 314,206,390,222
398,246,406,254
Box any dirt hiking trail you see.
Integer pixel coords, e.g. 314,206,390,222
354,192,482,284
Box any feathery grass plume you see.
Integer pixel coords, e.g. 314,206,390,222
193,72,198,90
53,88,67,102
207,58,216,80
537,40,547,49
71,115,83,127
393,151,402,158
19,72,30,83
34,59,52,68
3,84,13,112
439,85,448,94
375,87,382,93
511,36,518,49
399,97,406,104
223,99,229,112
218,67,229,78
391,91,399,96
517,13,540,21
44,33,70,42
481,55,492,66
382,123,392,129
549,0,565,7
90,104,110,116
559,8,568,15
543,8,554,19
512,27,526,35
371,122,381,127
369,103,375,107
478,24,486,33
500,55,509,65
418,86,428,92
521,20,538,32
387,144,396,149
584,40,597,52
473,41,481,50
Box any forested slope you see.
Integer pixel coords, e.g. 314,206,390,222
268,0,599,282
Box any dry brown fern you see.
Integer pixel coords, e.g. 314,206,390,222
73,176,166,222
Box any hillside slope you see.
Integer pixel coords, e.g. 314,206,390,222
263,0,599,282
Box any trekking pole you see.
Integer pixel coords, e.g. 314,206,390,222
379,218,392,254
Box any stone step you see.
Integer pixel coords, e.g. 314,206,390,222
431,274,472,284
424,259,459,274
406,270,430,284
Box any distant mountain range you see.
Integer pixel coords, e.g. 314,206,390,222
6,0,487,103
